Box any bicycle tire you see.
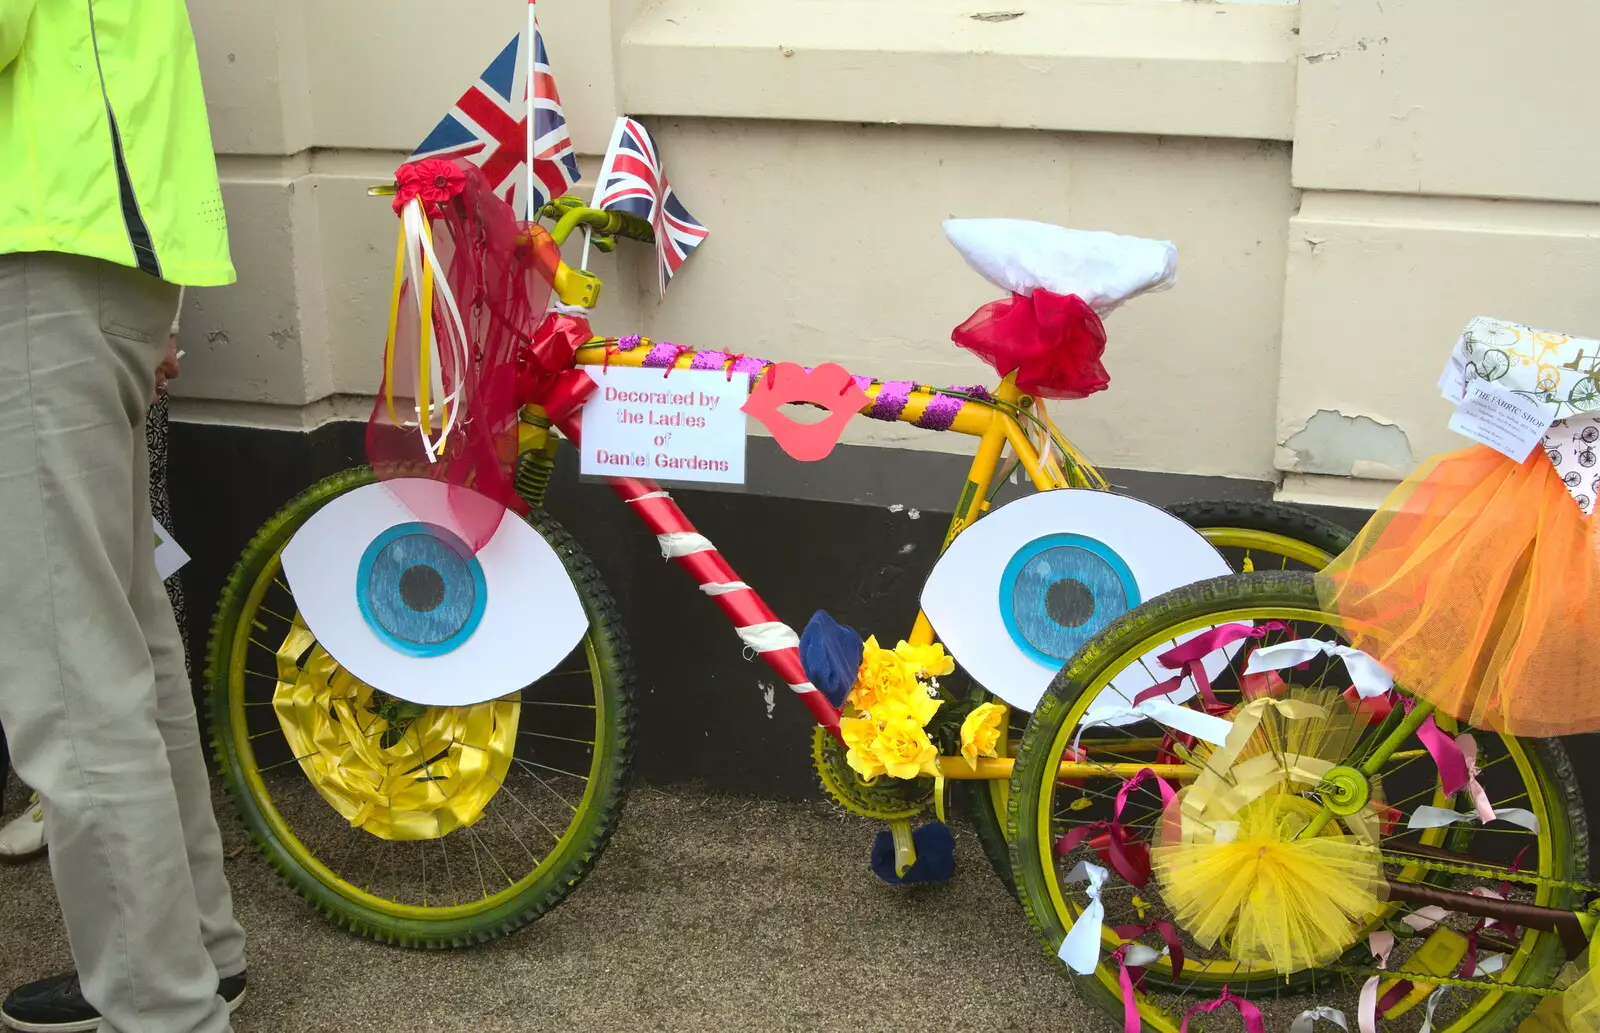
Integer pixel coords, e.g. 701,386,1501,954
206,466,636,947
1008,571,1586,1033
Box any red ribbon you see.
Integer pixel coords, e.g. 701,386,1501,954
1344,686,1395,724
1180,987,1266,1033
1054,769,1174,888
1376,979,1413,1014
1133,622,1290,709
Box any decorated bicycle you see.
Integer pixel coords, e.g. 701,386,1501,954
206,5,1352,954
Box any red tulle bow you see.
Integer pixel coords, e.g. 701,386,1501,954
518,312,597,424
393,158,467,217
950,288,1109,400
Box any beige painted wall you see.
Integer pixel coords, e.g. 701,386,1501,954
174,0,1599,501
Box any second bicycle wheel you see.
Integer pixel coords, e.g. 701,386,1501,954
207,467,635,947
1009,571,1586,1033
963,498,1355,896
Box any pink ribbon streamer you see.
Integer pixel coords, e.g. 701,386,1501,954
1180,987,1266,1033
1110,945,1143,1033
1456,733,1498,825
1360,932,1394,1033
1359,977,1382,1033
1417,715,1469,797
1133,622,1289,709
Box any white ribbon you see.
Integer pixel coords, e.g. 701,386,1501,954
1075,699,1233,752
1417,987,1451,1033
734,622,801,654
699,581,752,596
1291,1007,1349,1033
1122,943,1166,967
1057,860,1108,975
1243,639,1394,699
398,199,469,462
1408,805,1540,833
656,532,715,559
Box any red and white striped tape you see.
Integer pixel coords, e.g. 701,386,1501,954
549,405,840,737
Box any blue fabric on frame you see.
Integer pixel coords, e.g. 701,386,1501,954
799,610,864,708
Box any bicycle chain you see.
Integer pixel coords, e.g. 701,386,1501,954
1330,966,1564,997
1379,851,1600,895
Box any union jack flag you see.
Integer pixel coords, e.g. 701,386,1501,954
592,116,708,293
411,11,580,219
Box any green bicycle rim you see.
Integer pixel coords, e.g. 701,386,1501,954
207,468,636,945
225,547,610,921
1011,589,1575,1033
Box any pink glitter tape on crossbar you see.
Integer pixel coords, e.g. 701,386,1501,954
915,392,966,431
868,380,915,421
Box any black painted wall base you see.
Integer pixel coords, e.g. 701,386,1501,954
168,418,1384,800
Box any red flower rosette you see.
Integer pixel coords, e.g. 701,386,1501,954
392,158,468,217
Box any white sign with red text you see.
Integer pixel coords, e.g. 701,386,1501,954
579,365,748,484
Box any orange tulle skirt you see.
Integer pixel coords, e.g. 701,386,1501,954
1316,444,1600,738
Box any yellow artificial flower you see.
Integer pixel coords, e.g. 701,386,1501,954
877,691,943,730
847,635,918,715
960,701,1007,770
840,715,887,780
894,641,955,679
870,713,939,780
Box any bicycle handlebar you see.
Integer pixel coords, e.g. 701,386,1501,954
542,197,656,248
366,184,655,249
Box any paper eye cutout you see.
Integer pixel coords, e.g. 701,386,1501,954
921,489,1232,712
742,362,868,462
1000,533,1139,667
281,479,587,707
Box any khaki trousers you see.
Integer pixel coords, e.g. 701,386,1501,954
0,252,244,1033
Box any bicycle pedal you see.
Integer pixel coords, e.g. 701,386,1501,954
1379,927,1469,1019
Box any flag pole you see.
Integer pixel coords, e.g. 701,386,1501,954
525,0,536,222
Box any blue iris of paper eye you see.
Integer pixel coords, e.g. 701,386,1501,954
999,533,1140,667
356,522,487,657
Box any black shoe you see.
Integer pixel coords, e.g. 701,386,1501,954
0,970,247,1031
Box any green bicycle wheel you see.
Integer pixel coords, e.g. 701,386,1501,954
1009,571,1585,1033
206,466,635,947
963,499,1355,897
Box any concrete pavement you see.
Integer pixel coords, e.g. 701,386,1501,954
0,780,1095,1032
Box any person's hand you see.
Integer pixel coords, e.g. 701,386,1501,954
155,333,180,399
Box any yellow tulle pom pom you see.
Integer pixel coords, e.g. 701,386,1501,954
1154,794,1388,974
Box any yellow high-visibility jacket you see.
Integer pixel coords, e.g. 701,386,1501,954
0,0,234,285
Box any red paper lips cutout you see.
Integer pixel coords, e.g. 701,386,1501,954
742,362,868,462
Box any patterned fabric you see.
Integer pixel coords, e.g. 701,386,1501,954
1541,412,1600,515
1441,316,1600,422
148,392,189,674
